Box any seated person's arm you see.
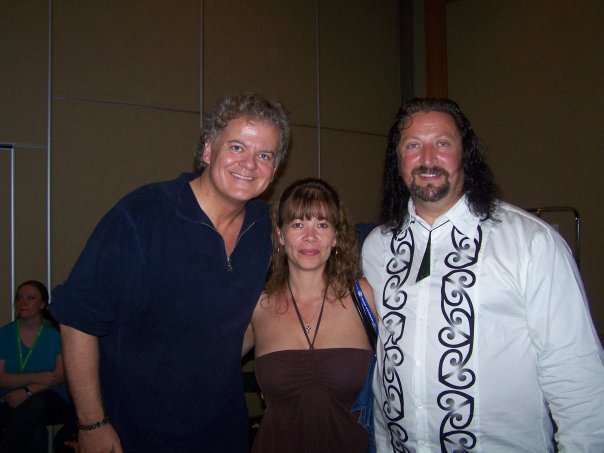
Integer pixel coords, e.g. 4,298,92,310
0,359,60,408
24,354,65,394
0,360,58,389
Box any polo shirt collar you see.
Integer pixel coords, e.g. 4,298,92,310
174,172,268,230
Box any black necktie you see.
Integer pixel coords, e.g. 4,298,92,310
416,231,431,282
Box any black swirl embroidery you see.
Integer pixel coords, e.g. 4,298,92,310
383,311,406,344
438,225,481,452
381,227,413,452
388,422,410,452
438,391,477,452
445,227,481,269
383,277,408,312
438,349,476,390
382,346,404,421
384,227,413,311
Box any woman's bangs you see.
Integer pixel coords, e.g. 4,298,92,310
283,191,336,224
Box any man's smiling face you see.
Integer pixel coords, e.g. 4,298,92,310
397,110,465,223
202,116,279,206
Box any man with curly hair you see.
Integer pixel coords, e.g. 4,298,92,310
50,93,290,452
362,98,604,452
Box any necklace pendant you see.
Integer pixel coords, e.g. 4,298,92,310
305,323,312,333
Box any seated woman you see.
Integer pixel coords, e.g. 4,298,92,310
243,178,377,453
0,280,73,452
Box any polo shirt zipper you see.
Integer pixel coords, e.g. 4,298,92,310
224,220,256,272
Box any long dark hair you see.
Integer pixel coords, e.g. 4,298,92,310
264,178,361,307
381,98,500,231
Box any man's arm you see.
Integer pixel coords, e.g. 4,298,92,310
60,324,123,453
242,323,254,357
525,231,604,451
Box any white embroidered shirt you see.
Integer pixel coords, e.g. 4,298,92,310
362,196,604,452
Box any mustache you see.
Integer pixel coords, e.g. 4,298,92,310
412,166,449,177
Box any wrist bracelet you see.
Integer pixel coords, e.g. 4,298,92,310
76,417,110,431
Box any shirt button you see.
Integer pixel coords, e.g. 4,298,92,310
417,402,423,408
415,360,422,367
419,440,426,446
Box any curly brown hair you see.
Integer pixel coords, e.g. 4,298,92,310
263,178,361,307
195,92,291,170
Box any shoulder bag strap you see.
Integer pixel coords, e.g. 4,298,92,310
351,280,378,350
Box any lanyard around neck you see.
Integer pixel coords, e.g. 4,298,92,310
16,320,44,373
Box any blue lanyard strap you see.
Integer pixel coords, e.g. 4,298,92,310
353,280,377,332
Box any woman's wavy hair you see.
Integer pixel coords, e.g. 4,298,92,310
381,98,500,232
264,178,361,305
195,92,291,170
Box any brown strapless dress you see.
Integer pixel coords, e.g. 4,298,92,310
250,348,371,453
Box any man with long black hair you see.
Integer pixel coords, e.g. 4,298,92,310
363,98,604,452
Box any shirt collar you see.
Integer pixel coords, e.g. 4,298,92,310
175,172,269,229
404,195,480,238
175,172,208,223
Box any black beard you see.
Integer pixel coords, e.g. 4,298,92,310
409,166,451,203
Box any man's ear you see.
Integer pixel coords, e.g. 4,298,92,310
202,141,212,166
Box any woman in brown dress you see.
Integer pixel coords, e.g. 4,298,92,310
243,178,376,453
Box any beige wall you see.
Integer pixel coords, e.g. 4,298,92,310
0,2,50,324
202,0,400,215
3,0,601,335
446,0,604,332
0,0,400,325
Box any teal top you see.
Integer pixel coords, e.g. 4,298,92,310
0,320,69,400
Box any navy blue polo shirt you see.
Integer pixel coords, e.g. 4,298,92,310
51,173,272,452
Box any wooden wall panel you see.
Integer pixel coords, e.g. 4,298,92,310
447,0,604,332
263,125,320,204
51,100,199,282
202,0,317,127
0,151,12,324
318,0,400,135
321,130,386,224
14,147,48,290
53,0,200,110
0,1,48,144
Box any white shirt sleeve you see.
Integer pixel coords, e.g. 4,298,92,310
524,228,604,451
